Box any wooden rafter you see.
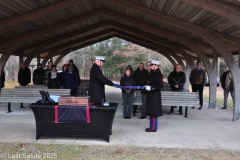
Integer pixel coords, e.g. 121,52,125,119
0,0,84,30
182,0,240,26
107,0,240,44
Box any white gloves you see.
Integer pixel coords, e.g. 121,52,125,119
112,81,116,84
145,85,151,91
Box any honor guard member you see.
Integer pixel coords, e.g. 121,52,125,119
145,60,163,132
88,56,114,105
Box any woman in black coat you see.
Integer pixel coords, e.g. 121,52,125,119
59,64,68,88
120,67,136,119
145,60,163,132
48,65,60,89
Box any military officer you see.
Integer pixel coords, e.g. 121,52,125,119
145,60,163,132
88,56,114,105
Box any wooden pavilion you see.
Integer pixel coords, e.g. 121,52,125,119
0,0,239,120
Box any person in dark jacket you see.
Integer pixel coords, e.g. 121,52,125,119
43,61,53,86
18,62,31,86
48,65,60,89
1,70,5,88
145,60,163,132
167,64,186,115
63,64,81,96
88,56,114,105
59,64,68,88
221,69,234,109
68,59,79,73
33,63,44,85
133,62,149,118
120,67,136,119
189,61,206,110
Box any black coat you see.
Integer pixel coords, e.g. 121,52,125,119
48,71,60,89
134,68,149,94
168,69,186,90
221,70,233,90
88,63,113,105
1,71,5,88
33,68,44,85
120,74,136,93
146,68,164,117
18,67,31,86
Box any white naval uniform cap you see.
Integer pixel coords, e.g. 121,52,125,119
151,60,161,65
95,56,106,62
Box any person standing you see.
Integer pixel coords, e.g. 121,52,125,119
167,64,186,115
221,70,234,109
43,61,53,86
68,59,79,73
88,56,114,105
189,61,206,110
59,64,68,88
1,70,5,88
133,62,148,118
145,60,163,132
48,65,60,89
33,63,44,85
18,62,31,86
62,64,81,96
120,67,136,119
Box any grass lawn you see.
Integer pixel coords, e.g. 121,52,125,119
1,143,240,160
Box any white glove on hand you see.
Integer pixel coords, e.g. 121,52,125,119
145,85,151,91
112,81,116,84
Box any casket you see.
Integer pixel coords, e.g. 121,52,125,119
58,96,91,106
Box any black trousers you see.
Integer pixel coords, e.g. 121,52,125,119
70,88,77,97
192,83,204,106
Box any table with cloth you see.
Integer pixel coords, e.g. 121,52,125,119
30,103,118,142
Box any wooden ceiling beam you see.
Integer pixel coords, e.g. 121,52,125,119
1,10,104,46
107,0,240,44
105,10,213,50
41,29,114,53
16,21,110,53
52,35,115,66
0,0,84,30
182,0,240,26
108,21,199,57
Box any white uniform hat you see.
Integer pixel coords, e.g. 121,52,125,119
95,56,106,62
151,60,161,65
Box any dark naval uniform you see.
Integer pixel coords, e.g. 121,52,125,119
146,68,163,132
88,63,113,105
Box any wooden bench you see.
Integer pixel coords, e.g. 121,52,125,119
0,88,70,113
133,91,199,118
77,79,89,96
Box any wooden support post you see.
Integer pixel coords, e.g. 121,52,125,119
37,54,40,64
239,45,240,69
19,53,23,69
184,62,190,91
208,49,218,109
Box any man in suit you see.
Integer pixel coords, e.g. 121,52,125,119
88,56,114,105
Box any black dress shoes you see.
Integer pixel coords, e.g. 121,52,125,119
124,116,128,119
191,107,195,109
145,128,156,132
139,116,146,119
198,106,202,110
221,107,227,109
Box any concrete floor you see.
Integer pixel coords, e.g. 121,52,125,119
0,86,239,151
